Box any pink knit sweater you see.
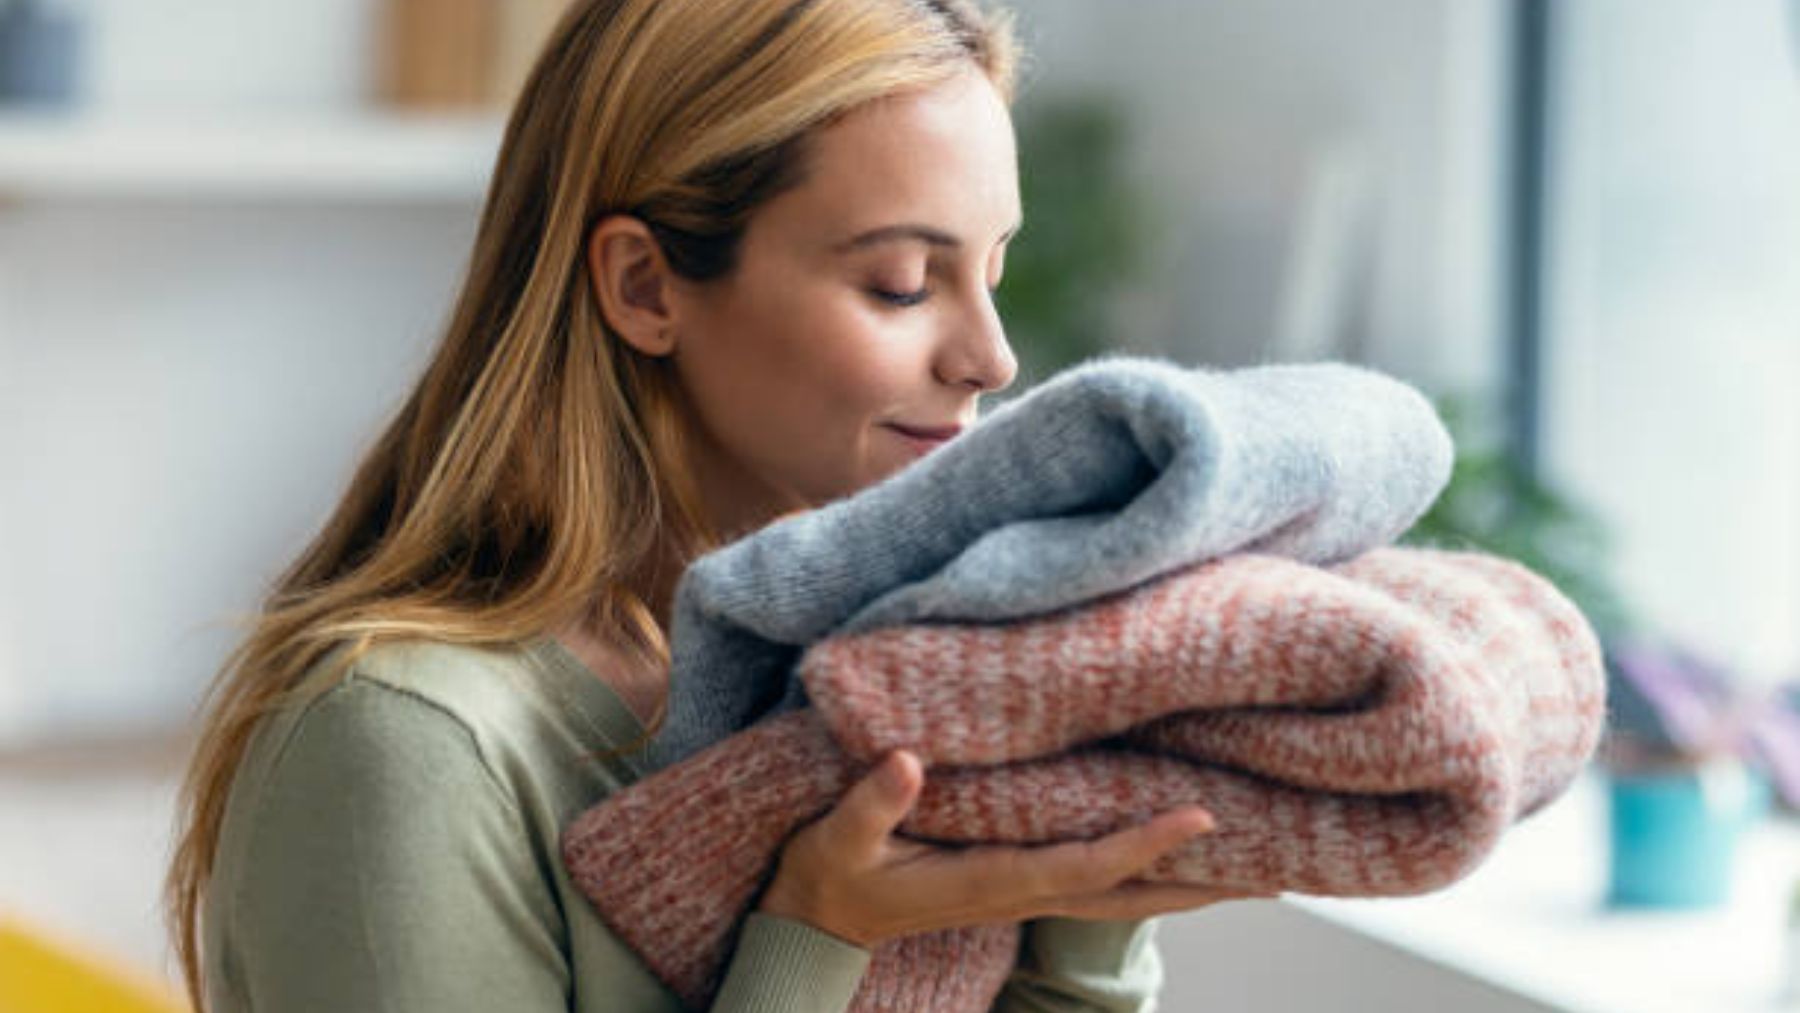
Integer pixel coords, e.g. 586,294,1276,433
562,547,1607,1010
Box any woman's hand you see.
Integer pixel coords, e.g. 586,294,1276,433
757,750,1275,948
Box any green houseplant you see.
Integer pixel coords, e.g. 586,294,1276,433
995,94,1148,387
1400,391,1632,639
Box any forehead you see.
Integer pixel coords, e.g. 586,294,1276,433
759,69,1021,244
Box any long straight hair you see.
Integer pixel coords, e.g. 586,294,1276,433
163,0,1018,1006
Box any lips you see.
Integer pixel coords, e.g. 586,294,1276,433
886,422,965,440
885,421,964,459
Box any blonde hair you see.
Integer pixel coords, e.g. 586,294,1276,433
163,0,1018,1007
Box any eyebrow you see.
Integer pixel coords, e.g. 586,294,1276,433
832,220,1023,254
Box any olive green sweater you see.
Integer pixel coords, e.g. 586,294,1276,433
203,637,1164,1011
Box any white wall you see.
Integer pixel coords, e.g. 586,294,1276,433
0,255,20,741
77,0,377,111
1541,0,1800,684
1012,0,1509,395
0,201,475,736
0,0,479,738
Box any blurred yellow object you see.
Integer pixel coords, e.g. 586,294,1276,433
0,914,188,1013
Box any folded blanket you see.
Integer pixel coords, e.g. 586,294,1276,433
646,356,1455,771
563,547,1607,1011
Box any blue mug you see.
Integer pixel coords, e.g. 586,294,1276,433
1606,758,1771,908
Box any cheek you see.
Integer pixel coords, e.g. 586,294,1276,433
737,285,918,410
681,286,918,475
807,316,927,436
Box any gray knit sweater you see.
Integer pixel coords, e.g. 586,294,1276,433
646,355,1454,771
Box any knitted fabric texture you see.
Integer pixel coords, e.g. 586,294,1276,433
562,546,1607,1011
646,355,1454,771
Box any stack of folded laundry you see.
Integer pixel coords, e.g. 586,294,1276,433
561,355,1608,1012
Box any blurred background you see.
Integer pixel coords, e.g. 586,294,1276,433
0,0,1797,1010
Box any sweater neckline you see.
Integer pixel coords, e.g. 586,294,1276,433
522,634,654,774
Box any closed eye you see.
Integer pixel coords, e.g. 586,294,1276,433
870,287,930,308
869,280,1003,309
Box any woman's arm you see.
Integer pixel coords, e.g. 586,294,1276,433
709,913,870,1010
219,679,570,1011
990,918,1163,1013
219,677,869,1012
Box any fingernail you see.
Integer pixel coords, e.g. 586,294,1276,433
1188,810,1216,835
881,752,914,792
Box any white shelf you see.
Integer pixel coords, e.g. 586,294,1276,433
1289,773,1800,1013
0,110,506,203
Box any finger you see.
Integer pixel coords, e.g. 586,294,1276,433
1049,807,1216,892
820,750,923,858
945,806,1215,905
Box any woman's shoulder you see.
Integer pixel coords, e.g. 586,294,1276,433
301,636,640,758
210,638,643,925
242,636,646,821
228,642,534,815
206,636,689,1013
329,638,548,738
206,641,608,1012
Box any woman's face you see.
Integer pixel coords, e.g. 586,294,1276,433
666,67,1021,537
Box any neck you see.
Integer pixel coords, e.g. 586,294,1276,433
677,413,810,548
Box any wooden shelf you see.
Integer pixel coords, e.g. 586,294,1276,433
0,110,505,203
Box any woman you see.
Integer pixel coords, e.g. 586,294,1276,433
166,1,1262,1009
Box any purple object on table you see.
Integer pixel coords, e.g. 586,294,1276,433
1747,702,1800,807
1610,636,1800,808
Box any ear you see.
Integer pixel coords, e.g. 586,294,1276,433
586,215,679,357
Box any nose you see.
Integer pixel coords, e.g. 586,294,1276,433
935,286,1018,394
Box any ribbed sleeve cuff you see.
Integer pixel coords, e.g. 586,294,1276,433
1023,917,1160,977
708,913,872,1012
989,918,1164,1012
